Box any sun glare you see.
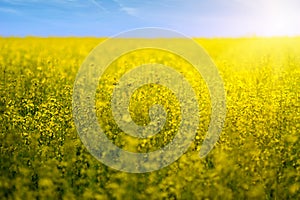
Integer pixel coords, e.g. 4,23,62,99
257,1,298,36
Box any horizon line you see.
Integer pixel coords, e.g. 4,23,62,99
1,35,300,39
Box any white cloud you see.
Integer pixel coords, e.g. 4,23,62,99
89,0,108,12
0,6,19,14
120,6,138,16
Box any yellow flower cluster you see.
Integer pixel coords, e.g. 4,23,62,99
0,37,299,199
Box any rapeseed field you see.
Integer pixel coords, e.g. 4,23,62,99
0,37,299,199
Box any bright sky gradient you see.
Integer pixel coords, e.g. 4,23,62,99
1,0,300,37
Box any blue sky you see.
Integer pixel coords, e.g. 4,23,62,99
1,0,300,37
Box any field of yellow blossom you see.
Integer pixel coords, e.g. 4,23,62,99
0,37,299,199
